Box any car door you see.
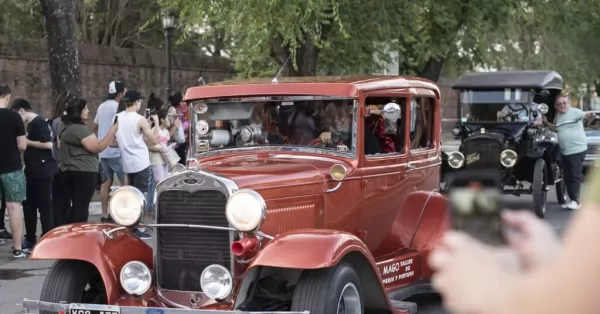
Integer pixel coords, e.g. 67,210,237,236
354,91,413,258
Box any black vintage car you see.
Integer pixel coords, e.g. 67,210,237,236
441,70,567,218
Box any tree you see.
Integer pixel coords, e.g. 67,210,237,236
40,0,82,99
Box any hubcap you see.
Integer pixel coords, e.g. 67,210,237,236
337,282,361,314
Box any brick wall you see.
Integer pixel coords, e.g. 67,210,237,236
438,77,458,134
0,37,235,120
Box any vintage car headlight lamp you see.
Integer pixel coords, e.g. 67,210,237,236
527,128,537,137
108,186,145,227
500,149,518,168
451,127,461,137
447,151,465,169
200,264,233,300
120,261,152,296
225,189,266,232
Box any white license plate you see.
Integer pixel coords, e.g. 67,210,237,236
68,303,120,314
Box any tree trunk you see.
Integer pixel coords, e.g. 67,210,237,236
270,34,319,77
418,57,445,82
40,0,82,100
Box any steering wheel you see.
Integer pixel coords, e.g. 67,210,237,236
309,132,342,147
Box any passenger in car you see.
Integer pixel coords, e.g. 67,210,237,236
250,103,285,144
366,105,395,153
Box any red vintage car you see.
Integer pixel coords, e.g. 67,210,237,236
23,76,448,314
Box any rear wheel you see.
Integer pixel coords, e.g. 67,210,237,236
39,260,106,314
291,262,363,314
533,159,548,218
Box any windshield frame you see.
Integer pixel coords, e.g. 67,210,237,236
187,96,359,159
458,89,535,123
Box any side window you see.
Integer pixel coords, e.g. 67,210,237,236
410,97,435,150
363,97,407,156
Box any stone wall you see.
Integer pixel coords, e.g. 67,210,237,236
0,37,235,120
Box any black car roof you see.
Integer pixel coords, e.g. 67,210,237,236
452,70,563,90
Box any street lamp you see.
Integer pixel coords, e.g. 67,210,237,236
162,9,178,96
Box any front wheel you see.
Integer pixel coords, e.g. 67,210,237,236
533,159,548,218
39,260,106,314
291,262,363,314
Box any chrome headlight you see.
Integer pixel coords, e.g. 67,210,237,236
447,151,465,169
108,186,145,227
171,163,187,174
527,128,537,137
500,149,518,168
200,264,233,300
120,261,152,296
225,189,266,232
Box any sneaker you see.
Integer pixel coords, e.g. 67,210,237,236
566,200,580,210
12,248,26,258
21,238,36,253
0,229,12,240
133,229,152,240
100,216,115,223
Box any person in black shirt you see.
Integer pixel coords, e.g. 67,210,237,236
11,99,56,253
0,85,27,258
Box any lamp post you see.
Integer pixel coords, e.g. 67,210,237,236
162,9,178,96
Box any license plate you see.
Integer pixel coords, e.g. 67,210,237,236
68,303,120,314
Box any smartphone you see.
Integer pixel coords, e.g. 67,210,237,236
112,115,119,125
448,172,505,246
145,108,151,118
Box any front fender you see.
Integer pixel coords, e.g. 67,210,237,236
31,223,153,303
249,229,375,270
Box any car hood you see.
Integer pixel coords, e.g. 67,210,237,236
200,154,352,196
463,121,529,138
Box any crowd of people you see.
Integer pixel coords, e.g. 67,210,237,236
0,81,190,258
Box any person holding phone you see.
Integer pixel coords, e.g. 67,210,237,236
114,91,157,240
57,97,117,224
93,80,127,223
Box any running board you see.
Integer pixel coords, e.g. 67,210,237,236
391,300,418,314
387,280,437,314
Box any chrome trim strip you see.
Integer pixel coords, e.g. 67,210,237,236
103,225,274,240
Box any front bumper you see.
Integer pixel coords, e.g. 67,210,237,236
22,299,309,314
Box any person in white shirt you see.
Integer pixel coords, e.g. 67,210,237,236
93,81,127,223
115,90,158,240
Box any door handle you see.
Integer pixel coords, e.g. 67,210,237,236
407,163,416,171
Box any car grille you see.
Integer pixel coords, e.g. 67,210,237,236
462,140,502,169
156,189,231,292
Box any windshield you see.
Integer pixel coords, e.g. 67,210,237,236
459,90,535,123
191,96,356,156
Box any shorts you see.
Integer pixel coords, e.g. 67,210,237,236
127,167,151,193
152,164,168,182
100,157,125,183
0,169,26,203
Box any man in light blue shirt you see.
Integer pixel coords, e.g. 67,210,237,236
543,96,596,209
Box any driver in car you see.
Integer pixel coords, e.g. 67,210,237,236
319,101,352,145
497,102,543,125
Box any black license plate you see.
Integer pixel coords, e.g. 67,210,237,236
69,303,120,314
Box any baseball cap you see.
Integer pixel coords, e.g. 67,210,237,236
107,81,125,98
123,90,144,102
